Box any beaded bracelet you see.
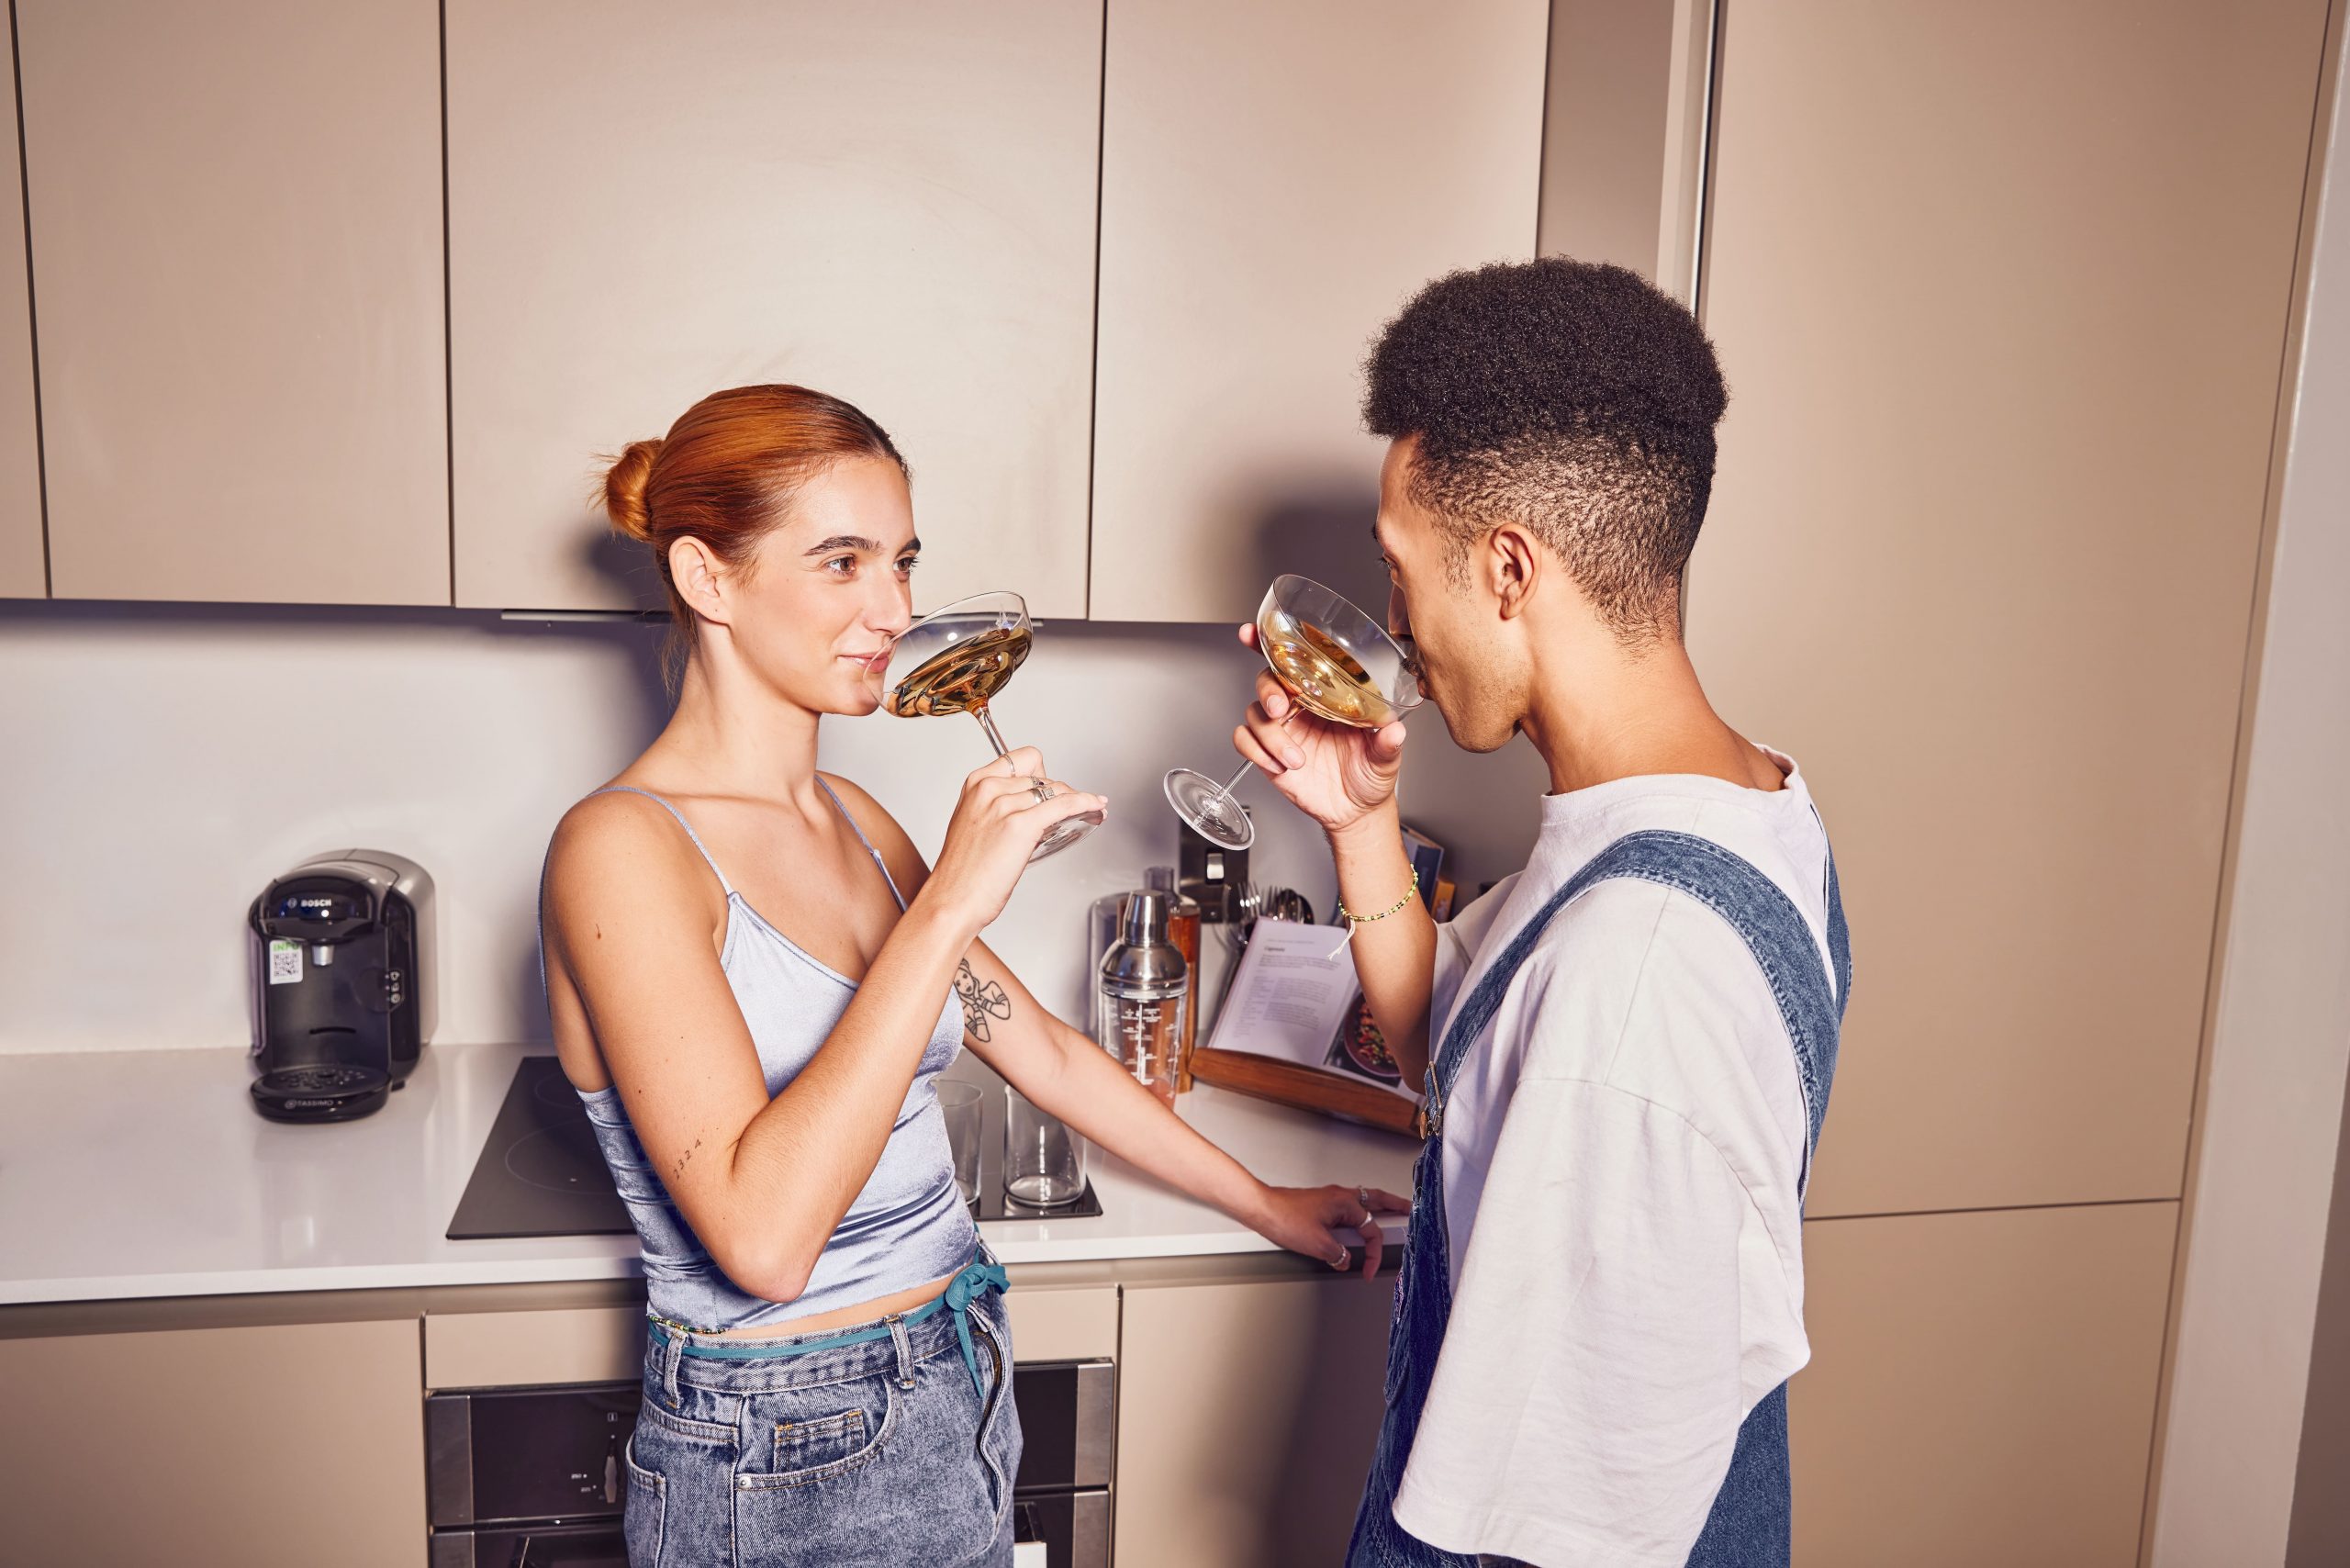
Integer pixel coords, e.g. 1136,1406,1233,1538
1335,881,1419,925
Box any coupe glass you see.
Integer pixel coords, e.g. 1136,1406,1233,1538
1163,574,1423,852
882,589,1101,861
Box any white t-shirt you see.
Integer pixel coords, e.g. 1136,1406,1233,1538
1389,748,1838,1568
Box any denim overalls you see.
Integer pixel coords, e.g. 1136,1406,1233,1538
1348,830,1852,1568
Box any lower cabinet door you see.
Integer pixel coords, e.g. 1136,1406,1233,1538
1113,1271,1393,1568
1792,1201,2178,1566
0,1316,425,1567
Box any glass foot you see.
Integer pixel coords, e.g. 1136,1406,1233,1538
1163,767,1256,851
1029,804,1102,862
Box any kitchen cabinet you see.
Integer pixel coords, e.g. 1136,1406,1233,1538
17,0,447,606
1690,0,2330,1215
445,0,1101,616
1791,1203,2179,1566
1087,0,1548,623
1113,1268,1393,1566
0,1316,425,1566
0,6,40,600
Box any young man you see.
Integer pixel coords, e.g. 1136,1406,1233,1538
1233,259,1850,1568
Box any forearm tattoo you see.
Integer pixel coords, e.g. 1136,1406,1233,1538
956,959,1012,1042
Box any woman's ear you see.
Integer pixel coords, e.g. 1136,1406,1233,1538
668,535,731,628
1485,523,1541,621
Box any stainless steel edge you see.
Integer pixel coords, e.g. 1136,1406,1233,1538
1070,1489,1113,1568
1071,1359,1115,1489
423,1391,474,1527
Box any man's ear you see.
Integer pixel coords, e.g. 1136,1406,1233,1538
1484,523,1540,621
669,535,731,628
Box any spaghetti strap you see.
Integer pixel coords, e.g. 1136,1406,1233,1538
817,776,910,912
588,786,735,900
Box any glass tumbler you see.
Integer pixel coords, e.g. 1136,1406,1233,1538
1004,1086,1087,1207
936,1081,984,1208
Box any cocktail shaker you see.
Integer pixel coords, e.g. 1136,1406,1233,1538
1101,889,1190,1106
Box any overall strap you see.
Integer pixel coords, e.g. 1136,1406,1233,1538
588,786,736,899
1426,829,1846,1202
817,776,909,912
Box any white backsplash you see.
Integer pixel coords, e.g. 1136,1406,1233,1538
0,603,1545,1054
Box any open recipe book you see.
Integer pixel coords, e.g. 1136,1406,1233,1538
1189,918,1423,1135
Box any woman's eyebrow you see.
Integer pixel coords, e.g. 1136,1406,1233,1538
800,534,923,557
801,533,880,556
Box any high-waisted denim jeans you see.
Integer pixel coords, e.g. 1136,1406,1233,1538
623,1281,1022,1567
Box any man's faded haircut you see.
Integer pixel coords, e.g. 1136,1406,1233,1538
1363,258,1729,643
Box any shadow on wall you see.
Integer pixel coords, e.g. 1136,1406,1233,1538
576,521,670,614
1236,476,1393,628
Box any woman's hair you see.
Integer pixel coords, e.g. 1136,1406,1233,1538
601,384,908,681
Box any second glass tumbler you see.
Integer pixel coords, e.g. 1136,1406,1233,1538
1004,1085,1088,1207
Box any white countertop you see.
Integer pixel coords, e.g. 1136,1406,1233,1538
0,1039,1419,1305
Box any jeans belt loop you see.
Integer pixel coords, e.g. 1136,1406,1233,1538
658,1327,686,1409
888,1313,917,1390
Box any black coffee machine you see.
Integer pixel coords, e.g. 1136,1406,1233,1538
249,850,438,1123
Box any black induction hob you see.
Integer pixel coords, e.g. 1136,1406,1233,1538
447,1056,1099,1241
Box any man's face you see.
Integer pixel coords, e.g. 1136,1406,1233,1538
1373,437,1525,753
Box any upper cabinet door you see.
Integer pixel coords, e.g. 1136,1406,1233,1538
0,9,43,600
1089,0,1548,624
448,2,1101,616
18,0,447,606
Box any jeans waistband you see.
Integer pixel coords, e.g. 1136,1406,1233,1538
647,1255,1009,1401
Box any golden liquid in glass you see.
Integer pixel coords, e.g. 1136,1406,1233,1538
885,623,1034,717
1261,615,1397,728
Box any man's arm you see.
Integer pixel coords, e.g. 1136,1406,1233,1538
1327,801,1438,1085
1228,626,1437,1083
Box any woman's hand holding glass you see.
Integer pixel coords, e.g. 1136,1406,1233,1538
918,748,1108,934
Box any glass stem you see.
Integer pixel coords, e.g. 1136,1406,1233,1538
971,705,1055,801
970,703,1013,760
1214,707,1300,801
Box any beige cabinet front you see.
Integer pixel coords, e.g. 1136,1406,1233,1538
1088,0,1548,623
17,0,447,606
1792,1202,2178,1566
0,1316,426,1567
446,1,1102,616
0,5,40,599
1114,1271,1393,1566
1691,0,2331,1216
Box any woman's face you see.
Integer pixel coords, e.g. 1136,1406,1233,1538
722,455,920,716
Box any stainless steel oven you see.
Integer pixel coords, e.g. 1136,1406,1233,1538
426,1358,1113,1567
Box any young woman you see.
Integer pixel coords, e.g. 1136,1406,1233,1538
541,384,1404,1568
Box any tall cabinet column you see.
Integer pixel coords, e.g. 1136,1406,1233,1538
0,6,42,599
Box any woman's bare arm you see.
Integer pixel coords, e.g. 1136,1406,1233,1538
827,777,1409,1276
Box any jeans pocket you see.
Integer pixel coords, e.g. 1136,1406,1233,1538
621,1433,666,1567
741,1372,897,1490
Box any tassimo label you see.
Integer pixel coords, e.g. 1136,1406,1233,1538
266,939,303,986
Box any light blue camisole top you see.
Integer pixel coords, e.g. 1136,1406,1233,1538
571,783,974,1332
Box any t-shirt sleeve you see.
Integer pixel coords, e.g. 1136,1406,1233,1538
1427,873,1518,1052
1391,1077,1774,1568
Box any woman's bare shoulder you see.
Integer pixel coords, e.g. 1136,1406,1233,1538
543,788,723,927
